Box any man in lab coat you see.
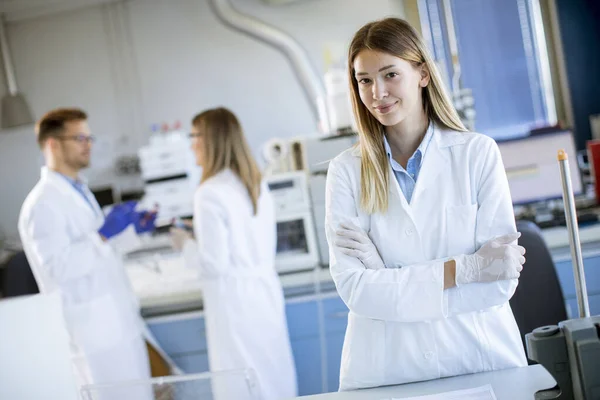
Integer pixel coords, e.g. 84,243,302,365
18,108,157,398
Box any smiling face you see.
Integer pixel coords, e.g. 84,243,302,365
353,49,429,128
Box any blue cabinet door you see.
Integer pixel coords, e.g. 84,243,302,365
321,296,349,393
325,333,345,392
285,300,323,396
172,351,210,374
290,336,323,396
147,315,207,356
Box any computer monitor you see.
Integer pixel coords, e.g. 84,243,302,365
496,130,583,206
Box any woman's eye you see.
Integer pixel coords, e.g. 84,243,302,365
358,78,371,85
386,72,398,79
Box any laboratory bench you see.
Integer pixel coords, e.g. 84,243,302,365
135,223,600,397
286,365,556,400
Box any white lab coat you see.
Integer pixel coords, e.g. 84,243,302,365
18,167,152,399
325,127,527,391
182,169,297,400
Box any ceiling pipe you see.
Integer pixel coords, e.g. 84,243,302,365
209,0,330,133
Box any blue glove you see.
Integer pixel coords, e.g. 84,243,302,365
134,210,158,234
98,201,138,240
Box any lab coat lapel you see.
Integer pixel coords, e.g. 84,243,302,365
410,127,464,204
388,163,411,212
81,180,105,218
41,168,101,221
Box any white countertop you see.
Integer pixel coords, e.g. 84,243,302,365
287,365,556,400
124,248,334,315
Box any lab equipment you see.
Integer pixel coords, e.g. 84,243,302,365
262,137,291,176
288,133,357,175
496,129,583,206
291,133,357,266
453,87,476,132
265,171,320,272
138,130,200,227
525,150,600,400
324,67,354,133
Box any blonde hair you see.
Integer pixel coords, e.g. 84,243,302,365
192,107,262,215
348,17,466,214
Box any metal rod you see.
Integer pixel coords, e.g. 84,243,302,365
557,150,590,318
440,0,461,94
0,13,17,95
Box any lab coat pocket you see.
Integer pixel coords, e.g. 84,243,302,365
68,294,125,353
445,203,478,255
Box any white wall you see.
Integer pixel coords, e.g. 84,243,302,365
0,0,405,239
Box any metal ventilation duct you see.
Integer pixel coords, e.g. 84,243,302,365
209,0,330,133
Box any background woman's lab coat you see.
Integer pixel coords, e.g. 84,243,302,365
182,169,297,400
325,127,527,391
18,167,152,398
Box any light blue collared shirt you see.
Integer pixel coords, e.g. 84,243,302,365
383,123,434,203
58,173,99,214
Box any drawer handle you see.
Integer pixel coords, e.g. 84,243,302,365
327,311,349,319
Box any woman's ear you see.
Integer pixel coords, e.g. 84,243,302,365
419,64,431,88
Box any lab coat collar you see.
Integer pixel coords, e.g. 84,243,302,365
349,125,465,207
40,167,103,218
351,124,466,157
409,126,449,203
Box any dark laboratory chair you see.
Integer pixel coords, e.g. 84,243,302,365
509,220,568,363
0,251,39,298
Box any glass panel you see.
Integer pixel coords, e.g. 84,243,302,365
420,0,556,139
80,369,260,400
276,219,309,256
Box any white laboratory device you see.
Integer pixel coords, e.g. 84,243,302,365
138,132,200,227
266,171,320,273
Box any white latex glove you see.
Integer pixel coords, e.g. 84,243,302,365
170,227,193,251
454,232,526,285
335,221,385,270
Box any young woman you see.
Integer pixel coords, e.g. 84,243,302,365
171,107,297,399
326,18,527,391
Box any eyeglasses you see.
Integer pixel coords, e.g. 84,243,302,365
58,134,96,144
